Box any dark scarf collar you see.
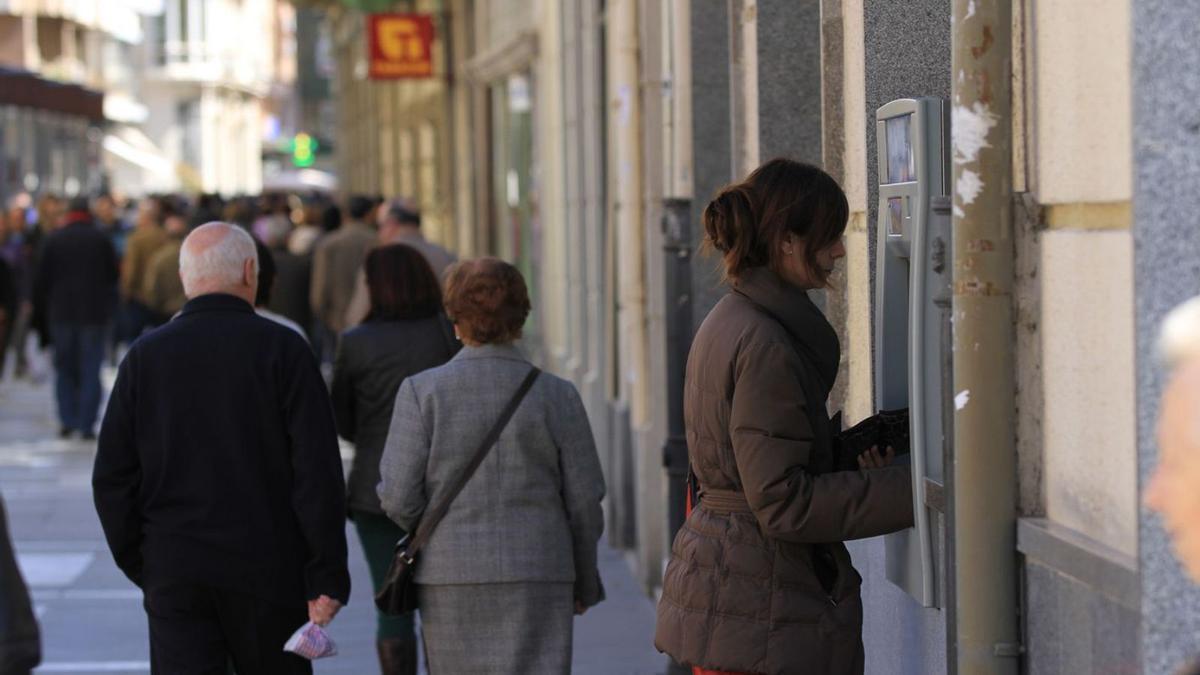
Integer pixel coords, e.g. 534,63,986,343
732,266,841,395
180,293,255,316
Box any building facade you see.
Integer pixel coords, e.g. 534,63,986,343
137,0,296,196
0,0,146,201
326,1,1196,672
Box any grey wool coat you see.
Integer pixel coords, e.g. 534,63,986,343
377,343,607,607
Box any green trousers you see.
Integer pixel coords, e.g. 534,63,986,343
351,510,416,640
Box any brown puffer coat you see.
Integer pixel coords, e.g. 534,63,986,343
654,267,914,675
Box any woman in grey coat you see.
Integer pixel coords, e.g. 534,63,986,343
378,257,606,674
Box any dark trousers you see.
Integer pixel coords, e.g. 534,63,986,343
49,322,106,434
144,582,311,675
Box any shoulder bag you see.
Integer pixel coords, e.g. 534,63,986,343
375,366,541,615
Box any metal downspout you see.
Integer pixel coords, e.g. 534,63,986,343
950,1,1020,673
662,0,694,549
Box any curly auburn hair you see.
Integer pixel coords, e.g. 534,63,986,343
443,258,531,344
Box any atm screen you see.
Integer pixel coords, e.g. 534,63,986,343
885,114,915,184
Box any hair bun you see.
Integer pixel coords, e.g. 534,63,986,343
703,186,756,256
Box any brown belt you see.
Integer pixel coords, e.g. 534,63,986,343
699,488,754,513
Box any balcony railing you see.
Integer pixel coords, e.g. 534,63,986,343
151,40,268,88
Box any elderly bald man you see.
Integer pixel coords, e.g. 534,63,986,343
92,222,349,674
1147,296,1200,675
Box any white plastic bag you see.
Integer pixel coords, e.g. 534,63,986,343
283,621,338,660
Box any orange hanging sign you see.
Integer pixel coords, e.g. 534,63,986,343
367,14,435,79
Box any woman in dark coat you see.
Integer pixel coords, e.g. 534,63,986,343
330,244,458,674
654,159,914,675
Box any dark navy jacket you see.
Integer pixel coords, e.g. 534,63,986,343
93,293,350,608
33,217,118,326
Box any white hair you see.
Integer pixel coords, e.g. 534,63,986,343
1160,295,1200,369
179,222,258,297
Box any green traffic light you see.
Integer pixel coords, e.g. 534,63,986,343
293,133,318,168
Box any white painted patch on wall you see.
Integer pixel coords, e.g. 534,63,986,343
616,84,633,127
966,0,977,19
955,390,971,410
951,102,998,165
953,204,965,217
956,169,983,206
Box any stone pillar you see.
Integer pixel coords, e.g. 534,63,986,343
755,0,823,165
688,0,732,334
1133,1,1200,672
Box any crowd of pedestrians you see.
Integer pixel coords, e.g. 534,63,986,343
6,158,1198,675
0,165,920,675
0,187,606,675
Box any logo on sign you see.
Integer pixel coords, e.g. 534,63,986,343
368,14,434,79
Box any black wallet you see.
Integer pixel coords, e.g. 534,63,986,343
831,408,910,471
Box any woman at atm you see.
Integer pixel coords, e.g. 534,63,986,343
654,158,914,675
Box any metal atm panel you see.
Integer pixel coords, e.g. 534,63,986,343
873,97,950,608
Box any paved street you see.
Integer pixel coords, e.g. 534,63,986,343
0,368,666,675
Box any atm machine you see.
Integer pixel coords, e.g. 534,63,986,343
873,97,952,608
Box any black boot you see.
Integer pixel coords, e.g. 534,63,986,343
376,636,418,675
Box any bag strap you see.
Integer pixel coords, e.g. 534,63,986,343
401,366,541,562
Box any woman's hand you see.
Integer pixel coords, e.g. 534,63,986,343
857,445,895,470
575,600,588,616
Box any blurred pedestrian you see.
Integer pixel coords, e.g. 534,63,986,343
223,196,257,230
288,200,325,258
0,214,15,377
33,197,118,439
378,257,605,675
321,202,342,234
259,213,313,342
28,193,65,353
120,196,169,339
93,193,130,257
93,222,349,674
330,244,458,674
30,193,62,240
188,193,224,229
253,237,309,340
141,212,190,321
311,195,376,337
1,196,34,378
0,491,40,674
344,199,456,328
654,159,913,675
93,194,130,364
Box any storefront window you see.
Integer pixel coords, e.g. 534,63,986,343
489,72,540,337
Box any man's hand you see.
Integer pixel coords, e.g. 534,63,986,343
307,595,342,626
575,600,588,616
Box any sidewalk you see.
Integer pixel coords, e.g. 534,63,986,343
0,369,666,674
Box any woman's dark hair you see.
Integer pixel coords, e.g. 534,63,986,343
365,244,443,321
703,158,849,285
321,203,342,233
443,258,530,344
